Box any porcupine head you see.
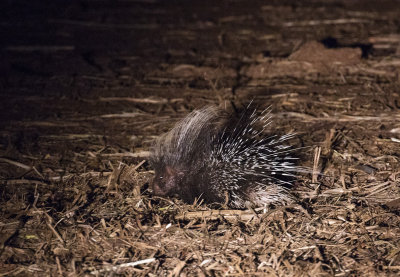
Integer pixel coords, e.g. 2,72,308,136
149,105,303,208
149,107,225,204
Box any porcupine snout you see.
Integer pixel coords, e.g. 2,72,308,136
151,166,184,196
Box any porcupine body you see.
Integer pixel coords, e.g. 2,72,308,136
149,105,304,208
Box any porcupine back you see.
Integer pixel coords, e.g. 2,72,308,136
150,105,305,208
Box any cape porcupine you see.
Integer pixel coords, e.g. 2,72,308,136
149,105,305,208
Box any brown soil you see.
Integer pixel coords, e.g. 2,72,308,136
1,0,400,276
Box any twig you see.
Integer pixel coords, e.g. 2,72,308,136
40,210,65,244
0,267,25,276
43,134,103,140
3,179,48,186
282,18,370,27
96,151,150,158
176,210,257,221
99,97,175,104
55,256,63,276
382,266,400,270
90,258,156,274
363,182,392,198
48,171,113,182
100,112,143,118
46,221,64,244
312,147,321,183
0,157,32,170
133,160,147,171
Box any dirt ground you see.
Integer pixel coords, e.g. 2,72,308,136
1,0,400,276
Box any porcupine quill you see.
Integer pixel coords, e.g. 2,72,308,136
149,105,307,208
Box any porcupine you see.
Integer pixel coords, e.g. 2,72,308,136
149,105,305,208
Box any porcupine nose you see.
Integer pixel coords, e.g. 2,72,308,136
151,179,165,196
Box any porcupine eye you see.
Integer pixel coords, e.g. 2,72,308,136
152,166,182,196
